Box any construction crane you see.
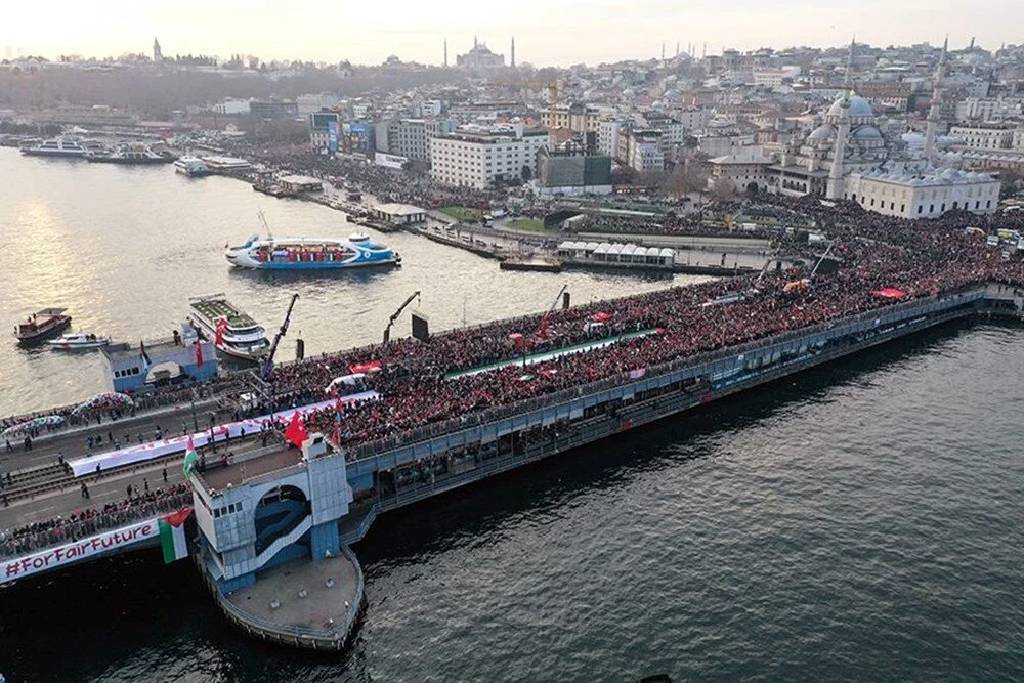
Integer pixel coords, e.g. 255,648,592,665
536,284,568,340
383,291,421,344
261,293,299,380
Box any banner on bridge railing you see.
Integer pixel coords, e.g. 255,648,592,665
3,517,160,581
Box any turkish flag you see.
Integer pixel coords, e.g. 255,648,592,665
195,341,204,368
284,410,308,447
215,317,228,346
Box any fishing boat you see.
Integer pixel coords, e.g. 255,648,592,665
225,232,401,270
14,308,72,343
48,332,111,350
188,294,270,360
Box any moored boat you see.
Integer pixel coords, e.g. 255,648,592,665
47,332,111,350
225,232,401,270
87,142,172,165
174,156,209,177
14,308,72,343
188,294,270,360
19,136,91,159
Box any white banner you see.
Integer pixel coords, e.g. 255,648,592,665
3,517,159,581
69,391,378,477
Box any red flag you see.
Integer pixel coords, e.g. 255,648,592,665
284,410,308,447
195,341,204,368
214,317,228,346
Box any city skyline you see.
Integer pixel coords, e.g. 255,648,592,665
2,0,1023,67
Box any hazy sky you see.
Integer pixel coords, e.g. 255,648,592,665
2,0,1022,67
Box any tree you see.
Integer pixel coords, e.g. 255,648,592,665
711,176,736,201
661,162,708,198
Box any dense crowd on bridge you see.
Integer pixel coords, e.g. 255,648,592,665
264,200,1024,453
0,484,190,560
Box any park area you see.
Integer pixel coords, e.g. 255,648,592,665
439,206,483,222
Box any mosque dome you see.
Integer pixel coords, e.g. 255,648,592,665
826,94,874,120
807,124,834,142
852,126,883,140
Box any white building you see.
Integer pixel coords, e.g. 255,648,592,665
430,126,550,189
948,123,1016,151
706,150,774,193
617,129,665,173
296,92,340,115
843,168,1000,219
954,97,1024,123
212,98,250,115
598,120,623,158
753,66,801,88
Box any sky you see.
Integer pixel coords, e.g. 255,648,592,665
2,0,1022,67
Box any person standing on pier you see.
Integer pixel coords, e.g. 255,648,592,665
81,482,89,499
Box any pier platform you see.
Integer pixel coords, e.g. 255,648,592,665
214,548,363,650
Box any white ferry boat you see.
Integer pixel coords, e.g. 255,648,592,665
20,136,90,159
188,294,269,360
48,332,111,350
225,232,401,270
174,156,209,177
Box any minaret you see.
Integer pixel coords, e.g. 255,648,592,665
844,35,855,87
153,37,162,63
702,42,707,59
474,35,478,49
443,39,447,67
924,36,948,166
827,94,851,199
510,36,515,68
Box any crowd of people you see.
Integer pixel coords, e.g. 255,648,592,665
0,483,191,560
258,199,1024,455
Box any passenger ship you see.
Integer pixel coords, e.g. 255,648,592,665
174,156,209,177
224,232,401,270
20,136,91,158
188,294,270,360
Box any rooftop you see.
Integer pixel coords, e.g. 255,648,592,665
197,435,304,493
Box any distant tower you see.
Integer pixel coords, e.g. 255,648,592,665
153,36,163,63
474,35,478,48
702,42,707,59
443,39,447,67
924,36,949,166
661,42,665,61
827,94,851,200
510,36,515,68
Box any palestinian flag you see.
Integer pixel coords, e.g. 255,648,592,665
182,435,199,478
159,508,192,563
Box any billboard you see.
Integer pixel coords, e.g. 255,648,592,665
328,120,339,154
375,152,408,169
344,121,375,154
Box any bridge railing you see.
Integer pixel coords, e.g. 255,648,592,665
0,491,193,560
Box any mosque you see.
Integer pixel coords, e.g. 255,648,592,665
768,39,1001,218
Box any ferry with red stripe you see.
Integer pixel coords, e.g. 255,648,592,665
224,232,400,270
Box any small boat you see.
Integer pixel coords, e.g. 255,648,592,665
14,308,72,344
47,332,111,350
